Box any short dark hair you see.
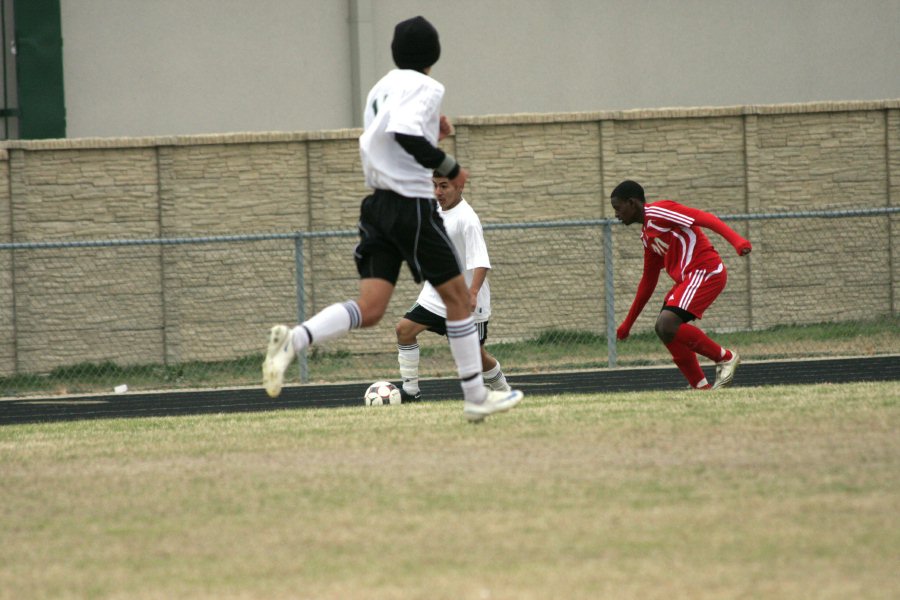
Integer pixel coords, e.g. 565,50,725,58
611,180,645,203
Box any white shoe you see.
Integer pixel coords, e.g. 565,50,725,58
263,325,295,398
464,389,524,422
712,351,740,390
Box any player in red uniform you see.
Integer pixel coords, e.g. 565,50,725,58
610,180,752,389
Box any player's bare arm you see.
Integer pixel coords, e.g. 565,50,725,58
468,267,488,312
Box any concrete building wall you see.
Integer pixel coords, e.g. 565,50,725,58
58,0,900,138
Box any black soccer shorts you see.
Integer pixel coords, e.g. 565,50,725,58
354,189,462,287
403,303,489,345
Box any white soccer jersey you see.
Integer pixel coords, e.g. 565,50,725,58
359,69,444,199
415,198,492,322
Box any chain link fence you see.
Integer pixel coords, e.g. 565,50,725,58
1,207,897,397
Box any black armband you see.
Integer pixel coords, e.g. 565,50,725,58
394,133,455,172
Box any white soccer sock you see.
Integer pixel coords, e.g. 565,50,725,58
446,317,485,402
398,343,420,394
483,361,509,391
292,300,362,351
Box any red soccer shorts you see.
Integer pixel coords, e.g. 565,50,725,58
662,262,727,319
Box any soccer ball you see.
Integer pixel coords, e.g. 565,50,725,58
364,381,402,406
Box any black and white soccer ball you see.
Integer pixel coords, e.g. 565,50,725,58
364,381,402,406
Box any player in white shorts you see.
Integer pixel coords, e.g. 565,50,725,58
396,173,511,402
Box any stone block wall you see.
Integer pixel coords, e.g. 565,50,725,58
890,110,900,316
0,100,897,376
0,150,13,373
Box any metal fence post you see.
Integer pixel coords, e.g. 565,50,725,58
294,233,308,383
604,222,617,368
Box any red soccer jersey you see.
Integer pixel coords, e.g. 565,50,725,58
641,200,725,283
618,199,750,337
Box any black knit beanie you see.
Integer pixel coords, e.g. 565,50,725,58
391,16,440,71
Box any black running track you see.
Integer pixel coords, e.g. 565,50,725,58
1,355,897,426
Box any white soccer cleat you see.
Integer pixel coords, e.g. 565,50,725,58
464,389,524,423
712,351,740,390
262,325,295,398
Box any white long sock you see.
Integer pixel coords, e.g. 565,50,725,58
446,317,485,402
398,343,420,394
483,361,509,391
291,300,362,352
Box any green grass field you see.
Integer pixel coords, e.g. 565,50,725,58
2,381,899,599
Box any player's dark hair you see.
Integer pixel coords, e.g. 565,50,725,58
611,180,645,203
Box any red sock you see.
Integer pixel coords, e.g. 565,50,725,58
674,324,730,363
665,340,709,388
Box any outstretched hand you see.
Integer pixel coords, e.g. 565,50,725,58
732,236,753,256
438,115,453,141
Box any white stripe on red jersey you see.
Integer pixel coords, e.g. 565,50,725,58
646,205,695,227
640,200,723,283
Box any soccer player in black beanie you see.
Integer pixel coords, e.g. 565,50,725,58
262,16,523,422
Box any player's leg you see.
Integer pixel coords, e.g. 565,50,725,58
436,275,489,399
395,308,434,401
481,349,510,391
478,321,510,391
655,309,709,388
658,266,740,388
672,322,733,363
263,278,392,398
664,338,711,389
263,193,402,398
295,277,392,349
675,317,739,389
435,275,522,421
